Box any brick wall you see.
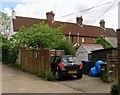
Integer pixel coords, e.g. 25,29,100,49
67,36,95,44
73,37,78,43
84,37,94,44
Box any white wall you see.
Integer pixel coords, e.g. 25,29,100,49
76,46,88,61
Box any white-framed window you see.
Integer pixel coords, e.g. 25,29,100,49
93,38,96,43
82,37,84,43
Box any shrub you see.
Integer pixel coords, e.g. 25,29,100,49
1,35,19,64
111,81,118,95
2,42,18,64
57,41,75,55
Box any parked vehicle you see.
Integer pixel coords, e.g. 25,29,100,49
51,55,83,80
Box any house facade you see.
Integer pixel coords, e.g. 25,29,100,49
9,11,116,45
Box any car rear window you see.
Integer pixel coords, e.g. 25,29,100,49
61,56,76,63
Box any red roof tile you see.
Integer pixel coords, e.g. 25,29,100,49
13,16,45,31
13,16,116,37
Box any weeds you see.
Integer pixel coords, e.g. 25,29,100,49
45,70,56,81
101,72,109,83
8,63,21,70
111,81,118,95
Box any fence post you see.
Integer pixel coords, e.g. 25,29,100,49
21,47,26,70
117,29,120,95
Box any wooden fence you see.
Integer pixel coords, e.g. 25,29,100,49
20,47,51,75
19,47,64,75
117,29,120,95
106,54,118,81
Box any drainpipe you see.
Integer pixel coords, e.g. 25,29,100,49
69,32,71,43
78,33,79,43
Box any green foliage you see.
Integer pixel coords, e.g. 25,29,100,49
8,63,21,69
101,72,109,83
2,22,65,64
1,35,18,64
57,41,76,55
10,22,65,49
96,36,113,49
45,70,56,81
111,81,118,95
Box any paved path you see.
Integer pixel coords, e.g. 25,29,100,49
58,75,111,93
1,62,111,93
2,63,81,93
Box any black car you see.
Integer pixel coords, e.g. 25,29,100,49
51,55,83,80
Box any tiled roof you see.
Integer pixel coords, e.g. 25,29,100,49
81,44,103,53
105,28,116,37
13,16,116,37
83,25,109,37
105,37,117,48
13,16,44,31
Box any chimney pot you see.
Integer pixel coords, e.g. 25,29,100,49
100,19,105,28
76,16,83,25
46,11,55,23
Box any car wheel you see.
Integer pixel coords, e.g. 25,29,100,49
77,74,82,79
55,71,61,80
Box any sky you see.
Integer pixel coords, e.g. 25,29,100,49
0,0,119,30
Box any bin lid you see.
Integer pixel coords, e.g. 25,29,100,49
82,60,92,62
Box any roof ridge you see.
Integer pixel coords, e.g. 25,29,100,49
13,16,116,38
16,16,103,28
16,16,45,20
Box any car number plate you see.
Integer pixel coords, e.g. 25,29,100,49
69,71,77,74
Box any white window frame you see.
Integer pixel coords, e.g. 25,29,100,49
82,37,84,43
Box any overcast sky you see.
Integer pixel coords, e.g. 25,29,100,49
0,0,119,30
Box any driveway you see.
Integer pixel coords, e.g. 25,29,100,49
2,63,81,93
2,62,111,93
58,75,111,93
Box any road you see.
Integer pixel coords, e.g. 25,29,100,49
1,62,111,93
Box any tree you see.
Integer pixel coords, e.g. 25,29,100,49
96,36,113,49
0,12,11,38
10,22,65,49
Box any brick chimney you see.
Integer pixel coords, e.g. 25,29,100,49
46,11,55,23
76,16,83,25
100,19,105,28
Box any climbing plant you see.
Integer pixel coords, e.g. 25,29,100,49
96,36,113,49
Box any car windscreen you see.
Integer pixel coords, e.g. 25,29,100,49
61,56,76,63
